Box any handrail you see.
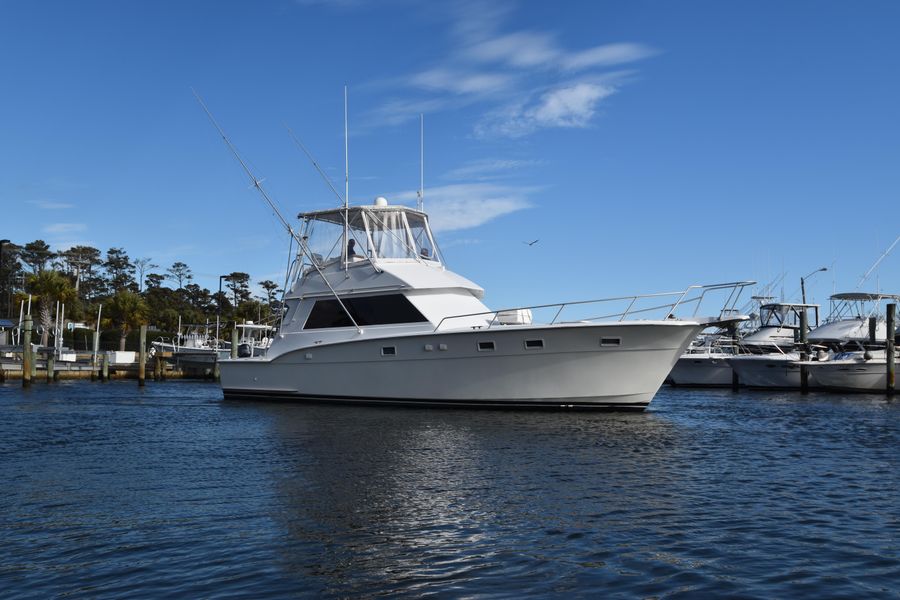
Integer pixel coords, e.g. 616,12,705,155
432,281,755,332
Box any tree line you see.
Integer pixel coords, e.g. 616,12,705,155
0,239,282,350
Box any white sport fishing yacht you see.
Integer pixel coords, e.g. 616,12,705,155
797,293,900,392
219,197,749,409
726,302,820,389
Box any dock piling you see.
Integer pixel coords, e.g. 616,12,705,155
869,317,877,344
231,327,239,359
887,303,895,396
46,352,55,383
799,309,809,394
101,352,109,381
138,325,147,387
22,315,33,388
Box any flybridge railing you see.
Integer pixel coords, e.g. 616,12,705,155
433,281,756,332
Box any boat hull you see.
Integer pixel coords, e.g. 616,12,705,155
727,353,811,389
806,361,889,392
220,322,703,410
668,355,734,387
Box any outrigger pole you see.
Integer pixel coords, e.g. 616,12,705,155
192,89,299,242
193,89,362,334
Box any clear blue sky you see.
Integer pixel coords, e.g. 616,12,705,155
2,0,898,310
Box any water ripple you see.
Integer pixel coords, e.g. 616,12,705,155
1,382,899,597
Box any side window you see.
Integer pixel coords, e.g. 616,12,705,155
304,294,428,329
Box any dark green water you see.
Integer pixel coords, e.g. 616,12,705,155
1,381,898,598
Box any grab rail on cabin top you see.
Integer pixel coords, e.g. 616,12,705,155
432,281,756,332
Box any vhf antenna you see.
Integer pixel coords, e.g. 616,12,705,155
417,113,424,212
192,89,299,241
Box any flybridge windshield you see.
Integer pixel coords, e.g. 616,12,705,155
300,205,441,266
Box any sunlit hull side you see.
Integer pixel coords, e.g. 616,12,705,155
220,322,703,410
727,353,811,389
806,360,890,392
667,354,734,387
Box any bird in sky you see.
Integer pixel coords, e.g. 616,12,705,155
523,239,539,246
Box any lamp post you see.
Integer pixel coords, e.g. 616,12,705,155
800,267,828,304
0,240,10,318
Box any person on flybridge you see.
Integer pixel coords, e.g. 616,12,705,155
347,238,357,258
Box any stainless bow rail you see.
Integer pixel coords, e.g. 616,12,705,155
433,281,756,332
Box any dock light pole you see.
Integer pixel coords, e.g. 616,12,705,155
0,239,9,318
800,267,827,304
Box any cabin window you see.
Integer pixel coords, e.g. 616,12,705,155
600,337,621,346
478,341,495,352
381,346,396,356
304,294,428,329
524,339,544,350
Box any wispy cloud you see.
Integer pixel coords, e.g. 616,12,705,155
391,182,537,232
43,223,86,234
364,1,656,137
28,199,74,210
476,82,616,138
443,158,544,181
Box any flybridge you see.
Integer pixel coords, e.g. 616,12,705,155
299,198,442,269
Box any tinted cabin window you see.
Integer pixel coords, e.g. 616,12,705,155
304,294,428,329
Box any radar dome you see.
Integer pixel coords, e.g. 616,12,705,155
374,196,389,207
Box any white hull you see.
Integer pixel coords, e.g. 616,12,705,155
221,322,703,410
727,353,810,389
806,360,891,392
668,354,734,387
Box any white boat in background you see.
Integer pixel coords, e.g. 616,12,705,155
726,302,820,389
234,321,275,357
150,323,227,365
667,334,736,387
801,346,898,392
795,293,900,392
219,197,751,410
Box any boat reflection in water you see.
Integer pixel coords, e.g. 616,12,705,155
220,196,751,410
259,402,681,593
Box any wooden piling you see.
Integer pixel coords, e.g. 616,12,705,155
138,325,147,387
887,303,895,396
101,352,109,381
22,315,33,387
869,317,877,344
231,327,239,359
91,331,99,381
799,309,809,394
729,323,740,391
154,354,162,381
46,352,55,383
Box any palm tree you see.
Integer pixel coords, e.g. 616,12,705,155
106,289,149,351
27,270,76,347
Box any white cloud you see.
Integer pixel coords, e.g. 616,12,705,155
391,183,535,232
476,82,616,138
43,223,86,234
411,68,516,96
28,199,74,210
364,1,655,137
443,158,544,180
463,31,561,68
562,43,656,71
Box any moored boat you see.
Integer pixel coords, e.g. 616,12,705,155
219,198,750,409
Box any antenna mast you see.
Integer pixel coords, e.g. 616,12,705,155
417,114,424,212
343,85,350,272
192,89,298,241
